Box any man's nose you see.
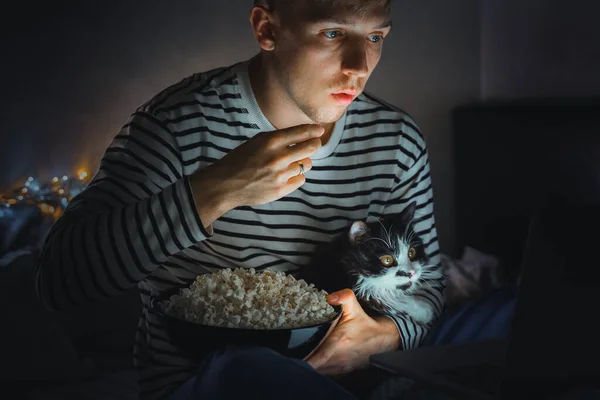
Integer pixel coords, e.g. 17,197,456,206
341,40,369,78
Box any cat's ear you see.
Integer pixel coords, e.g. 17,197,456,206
349,221,369,245
398,201,417,226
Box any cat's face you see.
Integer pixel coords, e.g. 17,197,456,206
343,202,430,294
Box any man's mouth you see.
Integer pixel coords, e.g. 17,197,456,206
333,88,359,96
331,90,358,105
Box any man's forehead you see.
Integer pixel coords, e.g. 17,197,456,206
293,0,392,26
303,10,391,29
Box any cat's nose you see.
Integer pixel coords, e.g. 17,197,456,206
396,270,411,277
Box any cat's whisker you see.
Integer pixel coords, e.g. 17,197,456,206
408,236,417,248
376,218,386,232
406,229,417,245
376,219,394,249
365,237,391,249
420,273,444,282
420,279,445,288
376,219,388,242
421,270,443,279
387,223,394,249
419,278,442,284
403,222,412,241
412,281,434,289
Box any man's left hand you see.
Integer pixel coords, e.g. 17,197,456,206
305,288,401,376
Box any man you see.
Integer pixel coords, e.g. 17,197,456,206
35,0,444,398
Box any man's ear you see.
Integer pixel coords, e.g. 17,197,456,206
249,5,276,51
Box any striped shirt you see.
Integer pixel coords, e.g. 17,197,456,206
35,58,444,400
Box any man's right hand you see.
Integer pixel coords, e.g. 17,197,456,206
189,124,325,228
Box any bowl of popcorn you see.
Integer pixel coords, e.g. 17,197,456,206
150,268,342,361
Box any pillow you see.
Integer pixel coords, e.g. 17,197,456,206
0,249,95,383
442,246,508,309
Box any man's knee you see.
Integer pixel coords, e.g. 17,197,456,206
203,345,278,377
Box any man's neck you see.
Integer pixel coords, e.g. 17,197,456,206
320,123,335,146
248,54,335,146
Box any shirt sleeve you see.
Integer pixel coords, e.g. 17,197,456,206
35,110,212,311
380,144,446,350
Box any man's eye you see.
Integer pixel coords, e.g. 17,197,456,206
368,34,383,43
323,30,342,39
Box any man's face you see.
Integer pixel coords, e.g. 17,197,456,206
270,1,392,124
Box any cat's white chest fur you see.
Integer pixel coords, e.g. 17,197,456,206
354,268,440,325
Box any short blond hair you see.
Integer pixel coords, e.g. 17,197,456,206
253,0,392,18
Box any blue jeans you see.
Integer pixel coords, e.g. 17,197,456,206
422,285,517,346
171,286,518,400
170,345,358,400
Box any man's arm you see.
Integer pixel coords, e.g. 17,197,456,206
381,144,445,350
35,110,216,311
35,111,325,312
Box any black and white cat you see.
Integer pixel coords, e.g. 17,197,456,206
297,201,443,326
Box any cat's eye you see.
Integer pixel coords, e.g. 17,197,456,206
408,247,417,261
380,255,395,267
